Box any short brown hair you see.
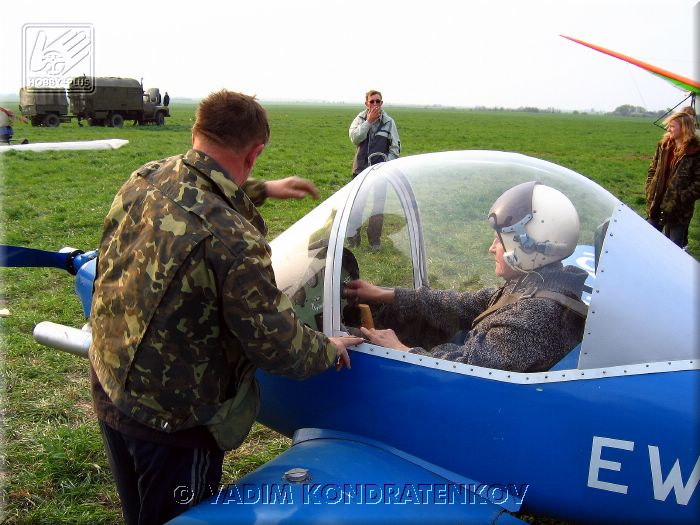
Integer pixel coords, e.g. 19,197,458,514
365,90,382,101
192,90,270,151
680,106,696,118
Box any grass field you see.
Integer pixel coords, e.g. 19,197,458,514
1,103,698,524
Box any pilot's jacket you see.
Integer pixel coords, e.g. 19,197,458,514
390,263,587,372
90,149,336,450
349,109,400,177
645,136,700,225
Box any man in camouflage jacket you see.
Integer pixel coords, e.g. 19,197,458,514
89,90,362,525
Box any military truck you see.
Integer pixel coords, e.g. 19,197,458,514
19,87,70,127
18,77,170,128
68,77,169,127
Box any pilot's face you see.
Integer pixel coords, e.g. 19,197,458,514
489,236,519,279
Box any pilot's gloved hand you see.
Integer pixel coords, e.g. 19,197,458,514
344,279,395,304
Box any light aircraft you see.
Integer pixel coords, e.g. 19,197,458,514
2,151,698,524
561,35,699,122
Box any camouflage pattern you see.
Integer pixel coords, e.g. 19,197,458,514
646,138,700,225
90,149,336,449
241,178,267,207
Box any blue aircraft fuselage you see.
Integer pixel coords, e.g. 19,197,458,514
255,349,699,523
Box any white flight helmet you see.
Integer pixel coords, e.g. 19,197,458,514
488,181,580,271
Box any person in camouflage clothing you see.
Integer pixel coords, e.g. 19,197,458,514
89,90,362,525
645,111,700,248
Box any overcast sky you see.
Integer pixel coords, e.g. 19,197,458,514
1,0,697,112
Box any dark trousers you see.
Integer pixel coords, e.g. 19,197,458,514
0,126,12,144
647,218,688,248
99,420,224,525
347,176,387,247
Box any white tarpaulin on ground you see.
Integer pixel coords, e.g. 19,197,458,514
0,138,128,153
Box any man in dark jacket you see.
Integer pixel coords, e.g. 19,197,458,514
345,182,588,373
349,90,400,177
347,90,401,250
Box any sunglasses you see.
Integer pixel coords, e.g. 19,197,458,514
368,99,383,105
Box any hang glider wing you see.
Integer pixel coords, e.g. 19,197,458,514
561,35,700,95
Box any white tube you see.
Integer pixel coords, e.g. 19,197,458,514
33,321,91,358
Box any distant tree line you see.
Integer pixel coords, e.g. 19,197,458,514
467,104,668,117
470,106,564,113
609,104,666,118
402,104,672,116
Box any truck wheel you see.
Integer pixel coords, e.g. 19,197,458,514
155,112,165,126
43,114,60,127
109,113,124,128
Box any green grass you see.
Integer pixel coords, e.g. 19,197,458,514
1,103,698,523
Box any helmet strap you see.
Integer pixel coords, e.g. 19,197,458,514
500,214,535,253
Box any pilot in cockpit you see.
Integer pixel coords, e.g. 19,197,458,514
344,181,589,373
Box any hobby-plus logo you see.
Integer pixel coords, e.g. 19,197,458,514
22,24,94,91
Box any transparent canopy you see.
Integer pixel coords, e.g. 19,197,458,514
271,151,618,338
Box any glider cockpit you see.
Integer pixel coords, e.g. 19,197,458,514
270,150,699,380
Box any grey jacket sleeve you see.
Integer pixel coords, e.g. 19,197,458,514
393,286,494,338
349,112,370,145
416,297,576,372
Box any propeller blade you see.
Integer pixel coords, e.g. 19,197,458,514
0,245,72,270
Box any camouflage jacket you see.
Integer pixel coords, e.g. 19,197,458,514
89,149,336,449
645,137,700,224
